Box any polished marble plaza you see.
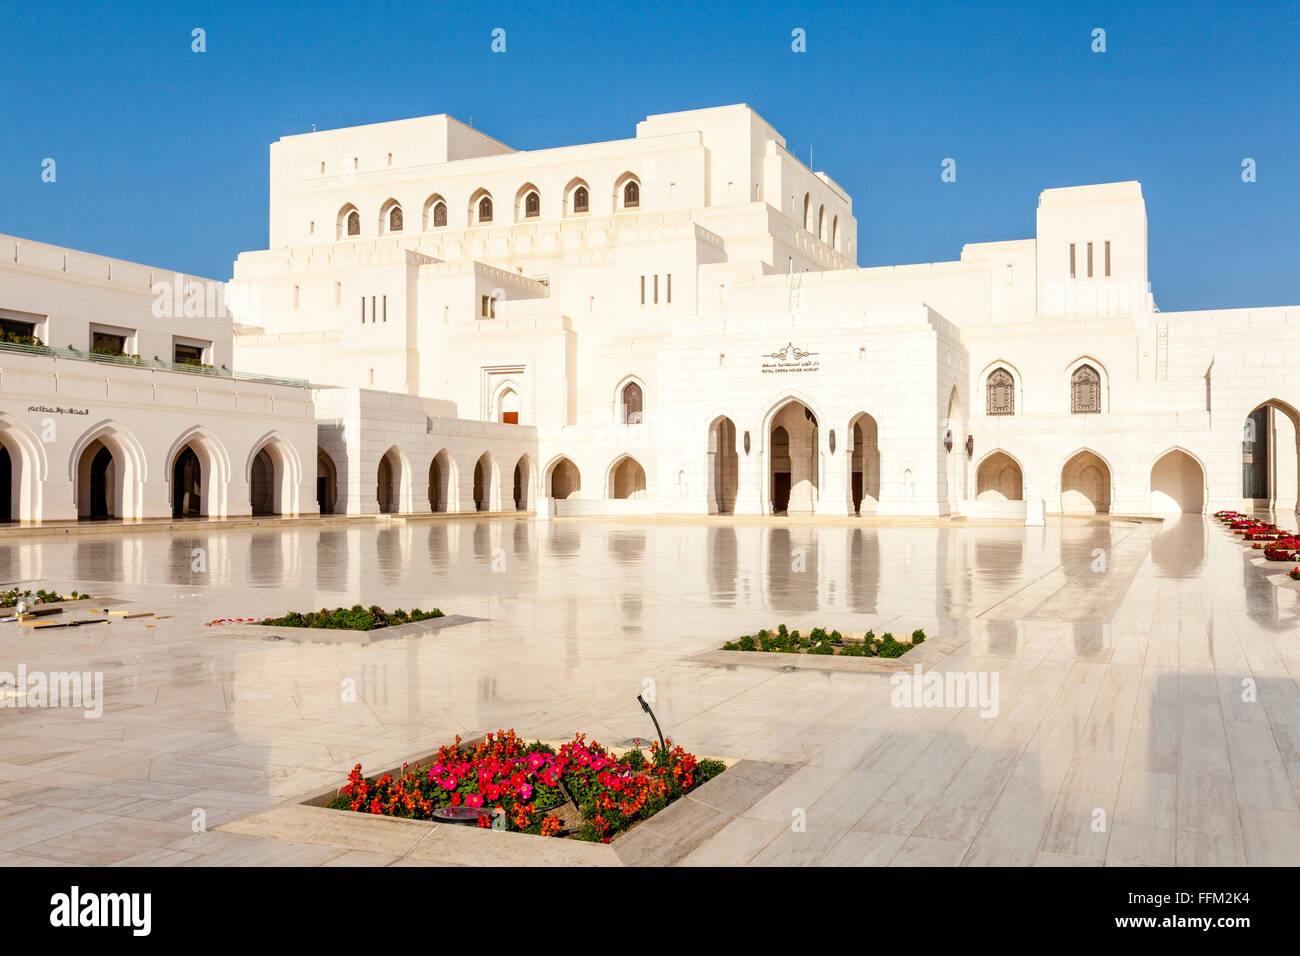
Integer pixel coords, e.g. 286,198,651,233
0,514,1297,866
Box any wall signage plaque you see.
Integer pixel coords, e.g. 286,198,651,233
27,404,89,416
760,342,820,374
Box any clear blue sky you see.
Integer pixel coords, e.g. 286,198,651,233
3,0,1297,312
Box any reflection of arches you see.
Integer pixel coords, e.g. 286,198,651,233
246,431,302,516
376,446,407,514
1150,448,1205,514
975,451,1024,502
848,412,880,515
70,421,147,520
1243,400,1300,511
317,448,337,515
1060,449,1112,514
707,416,738,514
429,448,457,512
608,455,646,499
165,428,230,518
764,395,821,515
547,456,581,499
513,455,532,511
473,452,496,511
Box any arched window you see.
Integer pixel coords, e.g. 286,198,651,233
620,382,643,424
573,186,589,214
347,210,360,236
525,191,539,218
832,216,839,250
986,368,1015,416
478,196,493,224
803,193,811,230
1071,364,1101,414
623,180,640,209
432,201,447,228
389,205,403,231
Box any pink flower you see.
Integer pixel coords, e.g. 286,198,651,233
439,776,457,791
515,783,533,800
466,793,484,808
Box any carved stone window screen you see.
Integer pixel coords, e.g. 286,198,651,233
1071,364,1101,414
986,368,1014,416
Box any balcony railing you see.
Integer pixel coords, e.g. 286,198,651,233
0,339,311,387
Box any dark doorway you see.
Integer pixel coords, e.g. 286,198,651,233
89,446,113,519
251,448,275,515
772,473,792,514
0,447,11,523
173,447,202,518
513,462,523,510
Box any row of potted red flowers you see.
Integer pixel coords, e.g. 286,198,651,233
329,729,726,843
1213,510,1300,579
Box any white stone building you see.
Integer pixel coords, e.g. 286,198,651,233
4,104,1297,524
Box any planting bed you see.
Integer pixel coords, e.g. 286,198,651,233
257,604,443,631
723,624,926,658
324,729,726,844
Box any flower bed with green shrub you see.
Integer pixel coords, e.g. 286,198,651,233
722,624,925,658
328,729,726,843
0,588,92,608
259,604,443,631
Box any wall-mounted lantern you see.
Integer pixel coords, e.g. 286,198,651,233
943,428,954,453
829,429,836,454
965,435,974,458
743,430,751,454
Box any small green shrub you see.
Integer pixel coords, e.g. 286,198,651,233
912,629,927,644
260,604,443,631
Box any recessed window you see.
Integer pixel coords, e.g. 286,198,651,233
525,191,539,218
389,205,403,232
1071,364,1102,414
1069,243,1076,278
623,180,640,209
1105,241,1111,277
986,368,1014,415
174,342,205,365
347,210,360,236
91,331,126,356
574,186,589,214
640,275,645,305
1087,242,1093,278
666,274,671,304
478,196,493,223
433,201,447,228
620,382,643,424
481,294,496,318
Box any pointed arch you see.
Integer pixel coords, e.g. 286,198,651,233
423,193,448,230
165,426,232,518
1059,447,1113,515
378,198,404,235
0,414,47,523
512,453,534,511
613,172,641,212
761,393,824,515
473,451,498,511
376,445,409,514
606,454,647,499
469,188,494,226
337,203,361,239
514,182,541,221
68,420,147,520
565,177,590,216
429,447,458,513
545,455,581,500
1149,446,1206,514
245,430,303,516
848,410,881,515
975,449,1024,502
707,414,739,514
317,447,338,515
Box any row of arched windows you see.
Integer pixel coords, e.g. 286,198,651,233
984,362,1104,416
335,176,642,239
801,193,840,250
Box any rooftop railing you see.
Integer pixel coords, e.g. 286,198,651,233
0,339,311,387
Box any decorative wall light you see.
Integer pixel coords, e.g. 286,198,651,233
829,429,836,454
965,435,974,458
943,428,954,453
743,430,751,454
